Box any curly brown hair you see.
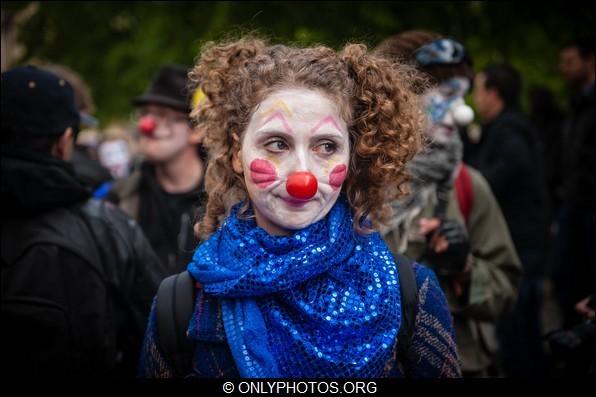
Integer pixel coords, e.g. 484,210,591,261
189,37,427,240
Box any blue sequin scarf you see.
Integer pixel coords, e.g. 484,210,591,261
187,199,401,377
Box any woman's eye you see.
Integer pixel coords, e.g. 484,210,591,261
313,142,337,155
265,140,289,152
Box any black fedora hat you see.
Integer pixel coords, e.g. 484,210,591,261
132,64,190,112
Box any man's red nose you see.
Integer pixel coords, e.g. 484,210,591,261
286,172,318,200
138,116,156,136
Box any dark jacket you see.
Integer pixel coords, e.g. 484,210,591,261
107,163,206,275
561,84,595,206
71,145,113,192
467,109,549,276
1,149,166,377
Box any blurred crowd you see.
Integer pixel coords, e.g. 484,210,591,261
1,31,594,378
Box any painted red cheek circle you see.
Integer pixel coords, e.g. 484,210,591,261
286,172,318,200
249,159,277,188
329,164,347,191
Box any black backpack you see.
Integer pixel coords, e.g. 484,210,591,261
156,253,418,377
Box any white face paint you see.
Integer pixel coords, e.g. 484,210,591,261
424,77,473,144
238,87,350,235
138,104,192,164
98,139,131,179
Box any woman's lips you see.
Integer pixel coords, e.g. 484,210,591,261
280,196,312,207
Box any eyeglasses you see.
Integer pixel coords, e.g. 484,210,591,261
137,109,188,126
131,109,189,139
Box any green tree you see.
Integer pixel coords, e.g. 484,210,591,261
3,1,593,124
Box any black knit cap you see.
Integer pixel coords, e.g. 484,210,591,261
132,64,190,112
1,65,80,137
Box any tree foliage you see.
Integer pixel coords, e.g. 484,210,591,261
4,1,593,124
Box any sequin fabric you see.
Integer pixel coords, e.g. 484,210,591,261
186,198,401,377
137,262,462,378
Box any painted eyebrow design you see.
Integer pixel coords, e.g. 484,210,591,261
310,115,343,134
259,110,294,134
259,99,293,118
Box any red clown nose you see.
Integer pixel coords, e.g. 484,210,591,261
138,115,156,136
286,172,318,200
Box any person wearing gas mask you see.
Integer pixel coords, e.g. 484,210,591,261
375,31,522,377
107,65,207,275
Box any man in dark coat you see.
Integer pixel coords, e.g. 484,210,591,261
1,66,167,377
469,63,550,377
107,65,206,275
554,38,595,329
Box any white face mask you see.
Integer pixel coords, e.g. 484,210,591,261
98,139,130,179
238,87,350,234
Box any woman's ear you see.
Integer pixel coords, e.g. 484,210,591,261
232,153,243,174
188,126,205,145
231,133,243,174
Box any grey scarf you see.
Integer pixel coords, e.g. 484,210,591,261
381,78,470,251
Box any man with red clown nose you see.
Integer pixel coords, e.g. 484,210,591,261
108,65,207,275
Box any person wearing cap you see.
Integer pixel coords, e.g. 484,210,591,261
107,64,206,275
1,65,166,377
39,63,114,193
374,30,522,377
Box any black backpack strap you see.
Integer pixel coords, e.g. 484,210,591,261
156,270,196,377
394,253,419,375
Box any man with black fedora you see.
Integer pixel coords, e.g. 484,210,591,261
108,64,206,275
1,65,165,377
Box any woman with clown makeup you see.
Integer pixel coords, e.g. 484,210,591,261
375,30,523,377
138,36,461,378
